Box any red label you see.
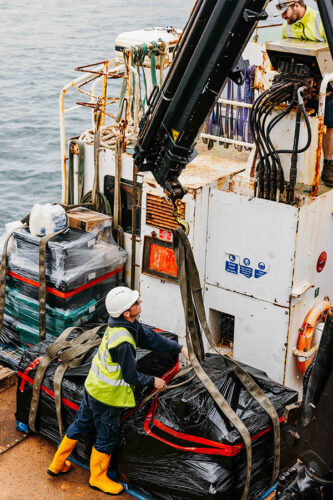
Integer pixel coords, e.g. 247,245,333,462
158,229,172,242
317,251,327,273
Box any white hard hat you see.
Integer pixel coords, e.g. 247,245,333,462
271,1,296,16
105,286,140,318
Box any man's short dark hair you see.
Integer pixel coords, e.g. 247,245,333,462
296,0,305,7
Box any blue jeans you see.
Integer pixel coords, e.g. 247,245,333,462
66,391,122,454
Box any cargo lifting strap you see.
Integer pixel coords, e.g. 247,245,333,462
0,223,27,335
172,228,280,500
28,325,105,438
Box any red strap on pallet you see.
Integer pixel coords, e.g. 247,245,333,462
18,360,180,417
121,361,180,423
7,266,123,298
144,395,283,457
17,371,79,410
19,356,43,392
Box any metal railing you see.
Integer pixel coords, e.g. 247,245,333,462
200,98,255,149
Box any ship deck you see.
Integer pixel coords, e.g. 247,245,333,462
0,379,276,500
0,382,133,500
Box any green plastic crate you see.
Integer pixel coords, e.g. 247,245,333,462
5,286,105,338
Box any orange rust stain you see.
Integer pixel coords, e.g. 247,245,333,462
149,243,178,278
310,118,325,197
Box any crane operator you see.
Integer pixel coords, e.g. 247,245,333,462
274,1,333,186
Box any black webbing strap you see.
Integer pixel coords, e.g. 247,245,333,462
0,224,27,333
173,228,280,498
28,325,106,435
28,326,81,432
38,228,68,341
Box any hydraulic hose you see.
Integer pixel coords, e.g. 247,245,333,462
258,85,293,199
250,88,272,197
251,78,312,203
275,88,312,155
288,87,306,203
251,83,292,199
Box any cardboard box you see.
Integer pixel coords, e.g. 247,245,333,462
67,207,112,233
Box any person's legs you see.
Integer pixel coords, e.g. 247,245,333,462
321,100,333,186
87,394,124,495
48,392,94,476
66,391,95,439
323,127,333,160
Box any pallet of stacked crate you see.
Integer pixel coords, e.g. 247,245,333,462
0,211,127,350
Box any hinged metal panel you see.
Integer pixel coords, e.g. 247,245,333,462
206,189,298,307
205,284,290,384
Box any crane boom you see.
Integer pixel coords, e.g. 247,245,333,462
134,0,269,200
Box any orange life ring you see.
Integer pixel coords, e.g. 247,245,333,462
296,300,331,375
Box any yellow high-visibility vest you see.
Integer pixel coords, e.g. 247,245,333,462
85,326,137,407
282,6,326,43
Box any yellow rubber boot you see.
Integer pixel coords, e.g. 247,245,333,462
47,435,78,476
89,446,124,495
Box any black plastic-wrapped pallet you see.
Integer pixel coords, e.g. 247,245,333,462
15,327,179,466
116,355,298,500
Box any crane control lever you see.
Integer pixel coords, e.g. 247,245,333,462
134,0,270,201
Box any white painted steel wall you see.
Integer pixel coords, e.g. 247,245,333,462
206,190,298,307
204,187,333,394
205,284,290,384
285,190,333,390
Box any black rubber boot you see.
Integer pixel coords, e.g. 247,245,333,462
321,159,333,187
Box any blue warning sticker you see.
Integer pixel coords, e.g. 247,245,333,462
225,261,239,274
225,253,269,279
240,265,253,278
254,269,267,279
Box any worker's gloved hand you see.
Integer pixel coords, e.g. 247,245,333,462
154,377,167,391
181,346,189,361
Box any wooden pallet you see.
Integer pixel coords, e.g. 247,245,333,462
0,365,16,393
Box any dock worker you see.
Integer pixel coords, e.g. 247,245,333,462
273,1,333,186
47,286,189,496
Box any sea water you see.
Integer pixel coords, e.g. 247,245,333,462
0,0,318,232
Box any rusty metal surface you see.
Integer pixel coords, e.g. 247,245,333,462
0,385,134,500
310,117,326,197
146,194,183,230
143,141,250,192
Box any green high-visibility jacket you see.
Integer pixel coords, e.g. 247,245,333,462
281,6,326,43
85,326,137,407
